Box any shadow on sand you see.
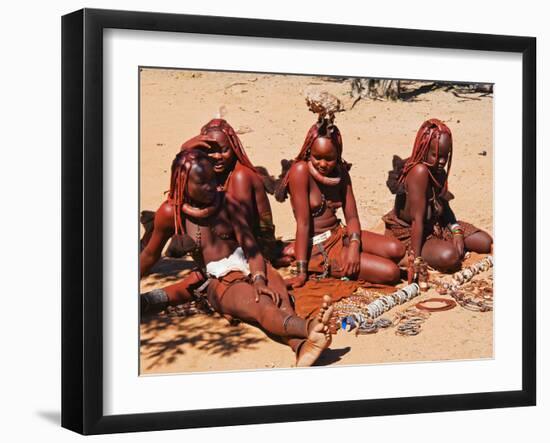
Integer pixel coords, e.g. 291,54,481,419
314,346,351,366
140,315,268,371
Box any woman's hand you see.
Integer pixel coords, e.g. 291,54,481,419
453,234,465,258
253,280,281,306
342,244,361,277
284,274,307,289
180,134,218,151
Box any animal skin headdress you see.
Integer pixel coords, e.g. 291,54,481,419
275,91,347,202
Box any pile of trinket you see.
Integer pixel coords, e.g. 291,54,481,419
449,277,493,312
333,282,421,334
434,255,493,294
431,255,494,312
407,253,430,291
392,307,431,336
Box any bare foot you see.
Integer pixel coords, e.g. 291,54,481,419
296,295,333,367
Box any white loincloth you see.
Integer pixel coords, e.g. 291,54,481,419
205,247,251,278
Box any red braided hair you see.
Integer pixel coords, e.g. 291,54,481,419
168,149,210,235
200,118,257,172
275,120,346,202
398,118,453,195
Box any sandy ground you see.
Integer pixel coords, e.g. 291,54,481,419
139,68,493,375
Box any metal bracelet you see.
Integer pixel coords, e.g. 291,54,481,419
349,232,361,244
295,260,308,275
251,271,267,283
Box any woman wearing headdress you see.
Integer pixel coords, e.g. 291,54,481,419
140,117,286,269
274,94,405,288
140,150,333,367
383,118,493,272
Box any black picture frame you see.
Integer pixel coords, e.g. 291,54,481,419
61,8,536,435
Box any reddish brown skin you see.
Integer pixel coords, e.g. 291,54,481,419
286,137,404,288
397,133,493,272
141,128,275,287
203,129,273,233
140,158,308,352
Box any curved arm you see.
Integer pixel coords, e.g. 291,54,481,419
341,171,362,250
139,201,175,278
406,164,429,257
228,167,255,228
180,133,217,151
226,195,266,278
442,199,458,227
287,162,311,267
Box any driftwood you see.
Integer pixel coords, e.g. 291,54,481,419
349,79,493,107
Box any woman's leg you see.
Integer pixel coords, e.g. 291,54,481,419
335,247,401,284
421,238,461,272
215,283,332,366
265,264,302,351
360,230,406,263
140,270,205,315
464,231,493,254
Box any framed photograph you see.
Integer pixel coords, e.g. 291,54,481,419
62,8,536,435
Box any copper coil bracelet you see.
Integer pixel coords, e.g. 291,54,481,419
415,298,457,312
395,324,421,336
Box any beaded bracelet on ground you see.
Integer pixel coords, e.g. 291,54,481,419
433,255,493,294
393,307,431,336
449,277,493,312
334,282,421,334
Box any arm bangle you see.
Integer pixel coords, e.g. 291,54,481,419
349,232,361,244
296,260,308,275
251,271,267,283
449,223,464,236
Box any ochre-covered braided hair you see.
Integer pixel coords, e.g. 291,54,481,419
168,149,210,235
398,118,453,194
275,119,347,202
199,118,257,172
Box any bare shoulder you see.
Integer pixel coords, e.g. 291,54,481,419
288,160,309,181
232,163,255,186
154,200,176,231
406,163,430,187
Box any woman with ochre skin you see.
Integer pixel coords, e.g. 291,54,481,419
383,118,493,272
140,150,333,367
141,118,280,264
275,119,405,288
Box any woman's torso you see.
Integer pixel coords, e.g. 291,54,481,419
183,204,240,265
226,162,272,231
290,161,345,236
395,165,447,223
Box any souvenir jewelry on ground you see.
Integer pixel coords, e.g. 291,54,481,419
392,307,431,336
432,256,493,313
433,255,493,293
415,297,457,312
334,282,421,335
449,278,493,312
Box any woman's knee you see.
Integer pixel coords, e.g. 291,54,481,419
435,246,461,272
466,231,493,253
386,238,406,261
378,261,401,285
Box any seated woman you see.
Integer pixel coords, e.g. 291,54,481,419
140,150,333,367
141,118,283,265
274,115,405,288
383,118,493,272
